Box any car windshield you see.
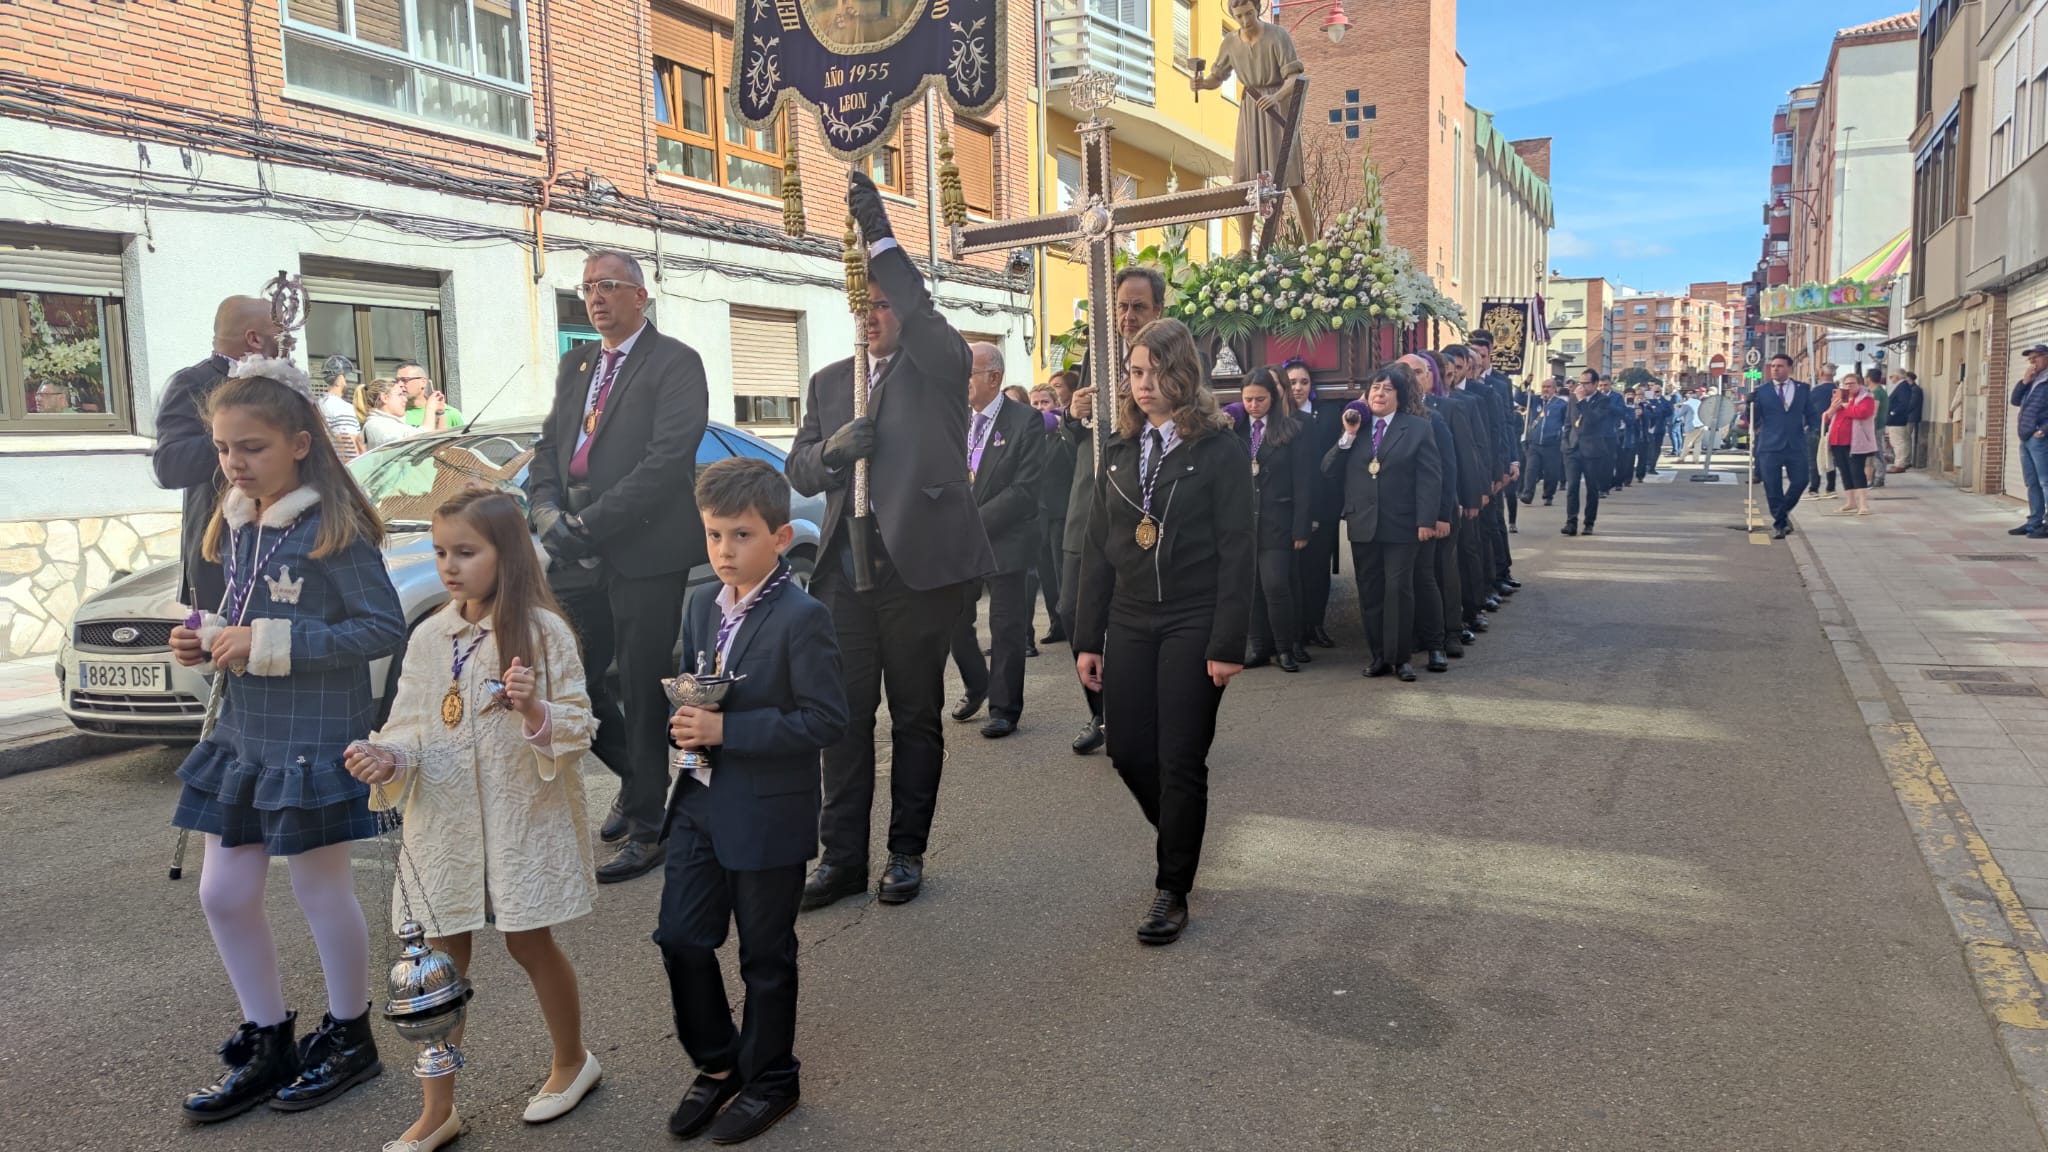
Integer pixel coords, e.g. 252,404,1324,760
347,431,536,531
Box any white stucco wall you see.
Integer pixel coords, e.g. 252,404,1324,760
1830,37,1918,279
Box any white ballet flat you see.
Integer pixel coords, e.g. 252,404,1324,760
522,1051,602,1123
382,1108,462,1152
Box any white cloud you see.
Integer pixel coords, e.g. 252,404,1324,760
1551,230,1596,259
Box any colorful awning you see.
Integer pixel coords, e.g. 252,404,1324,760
1760,228,1912,335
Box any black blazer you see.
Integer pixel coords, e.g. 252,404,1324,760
1075,426,1255,663
1038,411,1076,524
1435,389,1490,514
788,246,994,591
1422,406,1459,525
1233,414,1314,549
528,322,710,579
671,571,849,871
151,353,232,610
969,396,1047,574
1321,409,1442,544
1563,392,1621,455
1295,398,1348,526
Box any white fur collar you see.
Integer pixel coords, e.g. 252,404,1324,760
222,485,322,530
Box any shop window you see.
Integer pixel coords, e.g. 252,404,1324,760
0,225,130,433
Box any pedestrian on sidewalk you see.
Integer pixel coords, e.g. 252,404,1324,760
347,489,601,1150
2010,344,2048,539
1808,373,1839,497
1751,354,1817,540
1826,372,1879,516
166,360,405,1124
1887,370,1923,472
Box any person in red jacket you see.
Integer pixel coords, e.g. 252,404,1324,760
1825,372,1880,516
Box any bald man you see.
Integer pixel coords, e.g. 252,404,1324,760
152,295,281,611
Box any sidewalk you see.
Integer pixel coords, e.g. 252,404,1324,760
0,654,117,777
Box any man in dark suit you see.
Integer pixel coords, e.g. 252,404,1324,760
1030,379,1075,644
1466,332,1521,596
949,343,1046,738
528,249,710,883
1806,372,1838,495
1561,370,1618,537
152,295,280,612
787,172,995,909
1520,377,1567,504
1752,353,1817,539
1288,358,1344,649
1323,381,1442,682
1444,346,1502,630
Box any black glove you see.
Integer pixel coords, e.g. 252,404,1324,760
530,502,565,539
848,169,894,244
540,514,592,562
822,416,877,470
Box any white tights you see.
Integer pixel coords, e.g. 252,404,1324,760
198,836,371,1027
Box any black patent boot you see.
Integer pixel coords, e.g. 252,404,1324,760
270,1006,382,1111
182,1014,300,1123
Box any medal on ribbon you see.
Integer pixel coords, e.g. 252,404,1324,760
443,628,490,729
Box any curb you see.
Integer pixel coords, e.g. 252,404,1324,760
0,725,130,781
1789,526,2048,1134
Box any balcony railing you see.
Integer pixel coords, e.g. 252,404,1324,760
1046,6,1156,107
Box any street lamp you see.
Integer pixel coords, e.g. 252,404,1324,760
1268,0,1351,43
1770,188,1822,228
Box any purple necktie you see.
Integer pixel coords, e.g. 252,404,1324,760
1371,417,1387,455
569,349,623,481
969,411,991,474
1250,417,1264,459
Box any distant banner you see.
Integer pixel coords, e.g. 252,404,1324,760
732,0,1007,161
1478,299,1531,376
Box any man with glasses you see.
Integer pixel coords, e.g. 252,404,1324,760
395,360,462,432
527,249,711,883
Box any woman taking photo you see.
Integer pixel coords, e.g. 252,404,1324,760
1234,366,1314,672
356,378,417,450
1076,318,1254,947
1321,362,1442,682
1826,371,1879,515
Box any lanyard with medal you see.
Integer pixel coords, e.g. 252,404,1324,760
1249,419,1263,478
1368,416,1384,479
442,628,491,728
1135,431,1165,550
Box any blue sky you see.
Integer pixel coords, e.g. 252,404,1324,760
1458,0,1912,294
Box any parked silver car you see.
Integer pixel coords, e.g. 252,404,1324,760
55,418,822,741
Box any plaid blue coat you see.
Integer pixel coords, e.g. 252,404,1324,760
172,487,406,855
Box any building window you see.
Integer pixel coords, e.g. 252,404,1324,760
861,130,907,195
281,0,532,140
1632,340,1647,351
302,258,446,386
1633,304,1647,314
1172,0,1194,69
953,117,997,217
1450,124,1463,280
1656,322,1671,333
1658,340,1671,352
1562,339,1583,354
0,226,130,433
1632,322,1647,332
1992,40,2020,182
652,9,783,199
729,306,801,428
1090,0,1148,34
2034,60,2048,154
1055,151,1081,210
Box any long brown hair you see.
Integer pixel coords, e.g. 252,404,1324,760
354,377,398,424
201,375,383,563
435,488,569,677
1117,318,1229,443
1239,365,1300,446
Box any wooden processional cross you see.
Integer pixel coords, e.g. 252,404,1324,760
951,71,1276,468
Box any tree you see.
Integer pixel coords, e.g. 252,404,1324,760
1617,366,1657,388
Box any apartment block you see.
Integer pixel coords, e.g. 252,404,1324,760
1546,277,1613,378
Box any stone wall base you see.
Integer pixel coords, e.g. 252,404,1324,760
0,513,183,661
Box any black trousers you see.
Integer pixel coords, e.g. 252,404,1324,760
554,567,684,845
1248,546,1299,654
1030,518,1065,632
1638,434,1663,477
1805,429,1834,493
1522,443,1563,500
1354,540,1418,665
1609,446,1633,490
1565,449,1610,526
1059,548,1102,721
812,548,967,866
1483,495,1511,580
1456,512,1486,619
951,570,1029,722
1410,537,1445,653
654,795,804,1093
1103,596,1224,895
1436,519,1464,640
1758,449,1809,529
1296,517,1340,638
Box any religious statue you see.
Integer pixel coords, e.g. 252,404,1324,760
1190,0,1318,254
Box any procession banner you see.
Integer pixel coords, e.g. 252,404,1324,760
732,0,1007,160
1477,298,1531,376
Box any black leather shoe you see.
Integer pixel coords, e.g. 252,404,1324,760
1394,663,1417,682
1495,583,1517,598
1242,646,1272,669
1509,523,1518,533
1072,715,1105,754
800,862,868,911
596,839,665,884
1041,628,1067,644
2011,524,2036,536
1290,644,1313,665
1483,596,1501,612
271,1007,380,1111
1363,661,1392,678
668,1072,742,1139
1561,521,1578,536
1499,578,1522,591
1445,642,1465,658
878,853,923,904
1426,651,1448,672
981,717,1017,738
708,1085,801,1144
1769,526,1788,540
2030,529,2048,541
950,692,985,721
1582,523,1595,536
1520,493,1533,504
1471,615,1490,633
1275,650,1299,673
1542,497,1553,506
1309,625,1336,649
184,1015,300,1123
1137,889,1189,945
1459,629,1477,645
1025,641,1040,658
599,795,629,844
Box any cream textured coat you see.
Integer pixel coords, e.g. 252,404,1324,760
370,603,596,935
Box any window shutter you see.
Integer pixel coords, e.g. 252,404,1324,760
954,118,996,216
730,307,801,398
653,6,716,67
301,257,443,309
0,224,124,296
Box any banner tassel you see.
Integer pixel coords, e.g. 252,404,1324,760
781,135,807,237
843,212,868,311
937,123,967,228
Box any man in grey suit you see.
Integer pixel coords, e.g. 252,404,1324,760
787,172,995,909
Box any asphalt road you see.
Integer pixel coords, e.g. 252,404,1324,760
3,473,2043,1152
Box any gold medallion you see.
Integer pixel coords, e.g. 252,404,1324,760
1135,516,1159,550
1251,459,1261,476
1369,458,1382,478
440,681,464,728
583,409,600,435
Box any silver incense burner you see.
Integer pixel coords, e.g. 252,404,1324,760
383,917,474,1078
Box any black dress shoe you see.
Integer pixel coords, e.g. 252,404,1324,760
1025,641,1040,658
1072,715,1105,754
1499,578,1522,591
1275,650,1300,673
1542,497,1553,506
950,692,985,721
1041,628,1067,644
1769,526,1788,540
1561,521,1578,536
1582,523,1595,536
2029,529,2048,541
708,1085,801,1144
1363,661,1392,678
1427,651,1448,672
599,795,630,844
183,1015,300,1123
1445,641,1464,658
1509,523,1518,533
1470,615,1490,633
1495,583,1517,598
1394,663,1417,682
1290,644,1312,665
668,1072,742,1139
1520,493,1533,504
271,1007,380,1111
596,840,665,884
878,853,923,904
1242,646,1272,669
1459,629,1477,645
2011,524,2036,536
800,862,868,911
1136,889,1189,945
981,716,1017,738
1309,625,1336,649
1483,596,1501,612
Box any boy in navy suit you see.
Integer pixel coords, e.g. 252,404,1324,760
656,457,848,1144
